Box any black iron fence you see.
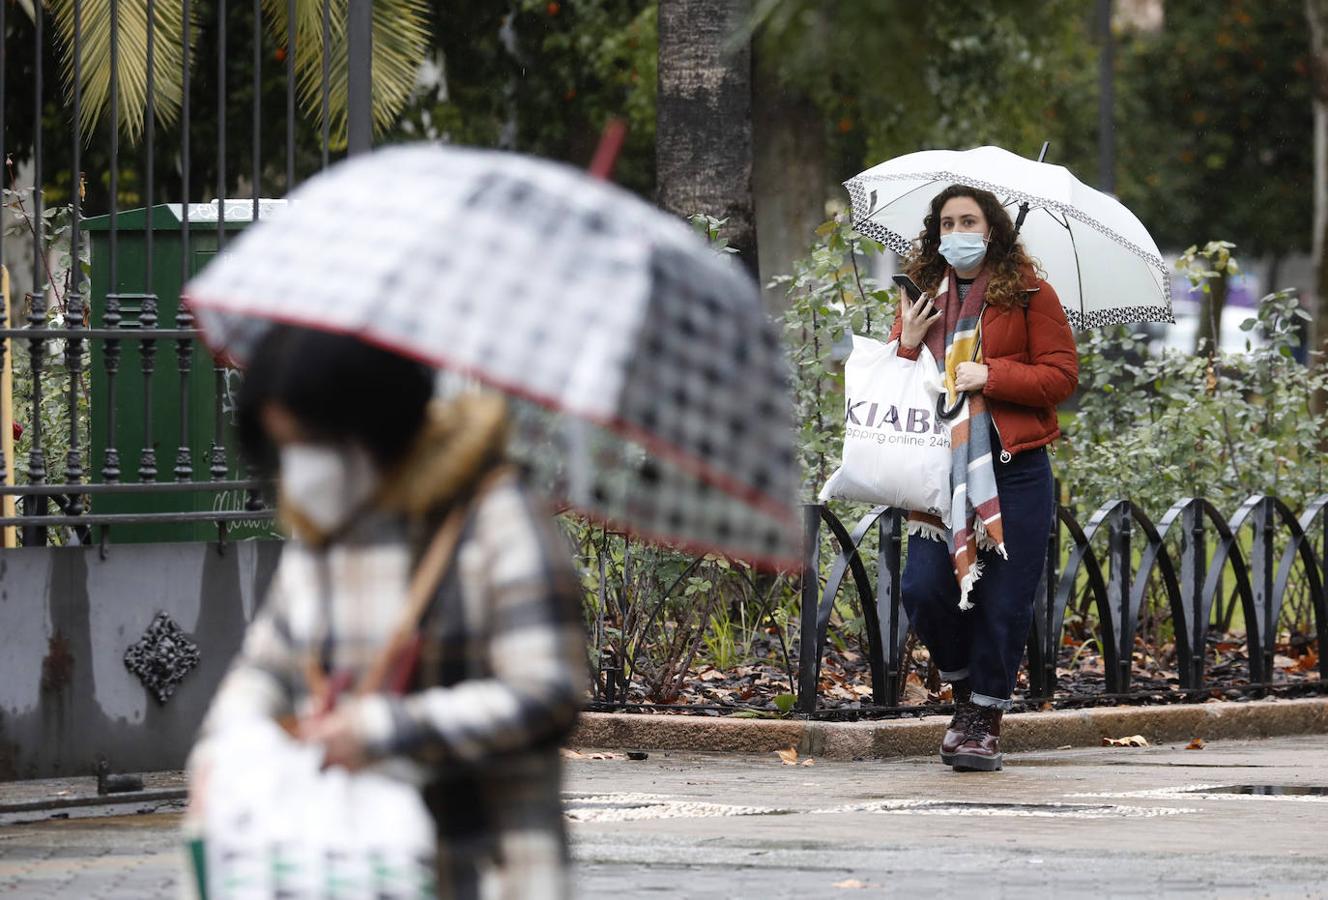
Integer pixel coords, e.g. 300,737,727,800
4,4,1325,716
0,0,374,546
798,495,1328,712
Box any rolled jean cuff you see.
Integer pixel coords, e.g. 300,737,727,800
938,668,970,683
971,691,1013,711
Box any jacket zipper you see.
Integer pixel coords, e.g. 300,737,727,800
992,418,1012,463
980,303,1013,463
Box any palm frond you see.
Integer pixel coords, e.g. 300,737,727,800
44,0,429,147
47,0,201,144
261,0,433,148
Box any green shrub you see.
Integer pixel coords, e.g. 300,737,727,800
1062,286,1328,518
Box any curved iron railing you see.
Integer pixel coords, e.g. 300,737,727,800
798,494,1328,712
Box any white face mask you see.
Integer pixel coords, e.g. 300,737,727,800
279,443,380,535
939,230,990,271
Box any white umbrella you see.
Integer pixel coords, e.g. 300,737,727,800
845,145,1173,329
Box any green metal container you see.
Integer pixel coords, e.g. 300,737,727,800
85,202,281,543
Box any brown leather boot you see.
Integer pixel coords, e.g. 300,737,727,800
939,682,974,765
950,705,1004,772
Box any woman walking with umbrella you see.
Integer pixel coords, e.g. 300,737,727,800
190,325,590,897
886,184,1078,771
183,145,801,896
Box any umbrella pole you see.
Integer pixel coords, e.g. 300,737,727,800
1013,141,1052,238
589,119,628,181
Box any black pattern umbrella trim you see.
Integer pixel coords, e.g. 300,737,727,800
1064,306,1176,329
844,173,1175,326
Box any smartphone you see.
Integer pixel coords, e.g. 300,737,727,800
892,273,924,302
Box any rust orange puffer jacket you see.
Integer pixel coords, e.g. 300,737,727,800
888,272,1079,457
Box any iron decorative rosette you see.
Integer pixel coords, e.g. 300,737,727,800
123,612,200,704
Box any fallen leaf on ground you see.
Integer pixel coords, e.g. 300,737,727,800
903,672,929,703
561,749,623,760
801,758,816,767
1295,651,1319,672
833,879,871,890
777,747,799,765
1185,738,1205,750
1102,734,1149,748
1057,745,1073,751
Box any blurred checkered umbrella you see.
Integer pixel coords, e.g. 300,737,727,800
185,145,799,568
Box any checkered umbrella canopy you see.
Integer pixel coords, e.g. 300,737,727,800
185,145,799,568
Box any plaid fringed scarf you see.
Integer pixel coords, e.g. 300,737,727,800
907,270,1007,610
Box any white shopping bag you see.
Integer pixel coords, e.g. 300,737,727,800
818,336,951,524
189,718,437,900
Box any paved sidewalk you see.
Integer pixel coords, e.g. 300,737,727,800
2,736,1327,897
569,735,1328,898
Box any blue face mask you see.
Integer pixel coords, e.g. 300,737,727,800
939,231,989,271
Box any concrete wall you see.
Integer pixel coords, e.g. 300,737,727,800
0,540,282,780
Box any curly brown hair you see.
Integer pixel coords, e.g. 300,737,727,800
903,184,1044,310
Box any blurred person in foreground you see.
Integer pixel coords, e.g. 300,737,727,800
889,185,1077,772
190,324,588,898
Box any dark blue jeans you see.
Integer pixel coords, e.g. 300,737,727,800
900,438,1054,710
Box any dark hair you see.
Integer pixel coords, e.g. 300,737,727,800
903,184,1043,309
237,325,434,475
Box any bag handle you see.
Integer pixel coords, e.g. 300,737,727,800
935,301,987,422
356,465,515,697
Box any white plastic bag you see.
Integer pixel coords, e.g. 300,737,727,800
189,718,437,900
818,335,951,524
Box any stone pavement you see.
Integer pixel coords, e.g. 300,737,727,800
569,735,1328,898
2,736,1327,897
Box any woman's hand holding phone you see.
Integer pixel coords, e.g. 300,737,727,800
899,290,942,350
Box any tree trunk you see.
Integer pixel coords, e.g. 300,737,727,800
1096,0,1116,193
1265,254,1283,295
1195,272,1229,355
752,48,825,310
1308,0,1328,422
656,0,757,276
1310,0,1328,354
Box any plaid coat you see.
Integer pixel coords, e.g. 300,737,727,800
198,396,588,899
